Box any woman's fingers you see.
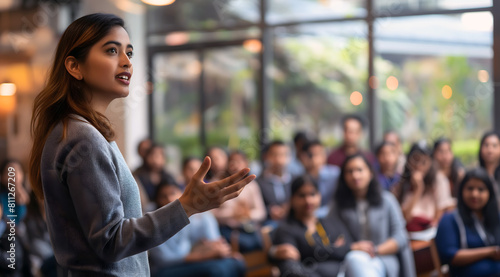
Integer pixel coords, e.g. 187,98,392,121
192,156,211,182
221,174,256,197
216,168,251,189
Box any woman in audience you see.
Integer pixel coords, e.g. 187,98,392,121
375,141,401,191
133,143,176,202
149,181,245,277
206,146,229,182
271,176,350,277
181,156,202,188
329,153,415,277
433,137,465,198
0,159,30,223
394,142,454,231
478,131,500,182
212,150,266,252
435,168,500,277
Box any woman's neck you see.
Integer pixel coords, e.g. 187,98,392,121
296,213,316,225
353,189,368,201
486,161,499,176
473,210,484,222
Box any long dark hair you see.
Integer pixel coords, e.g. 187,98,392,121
29,13,126,200
478,131,500,180
457,168,500,243
397,142,438,203
433,137,463,196
288,175,319,219
334,153,382,209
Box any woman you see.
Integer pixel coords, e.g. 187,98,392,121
181,157,203,188
433,138,465,198
395,142,454,231
329,153,415,277
28,13,255,276
206,146,229,182
271,176,350,277
212,151,266,253
435,168,500,277
479,131,500,181
374,141,401,191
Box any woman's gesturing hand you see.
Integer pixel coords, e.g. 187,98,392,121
179,156,256,217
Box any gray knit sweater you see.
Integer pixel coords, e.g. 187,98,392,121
40,115,189,276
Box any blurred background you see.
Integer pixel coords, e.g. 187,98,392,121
0,0,497,172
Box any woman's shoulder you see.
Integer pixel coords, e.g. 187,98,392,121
381,190,399,206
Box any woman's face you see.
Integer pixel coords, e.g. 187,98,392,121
146,147,165,171
408,152,432,174
434,142,454,169
344,157,373,195
462,178,490,212
227,153,247,175
183,159,202,183
208,148,228,173
377,144,398,171
481,135,500,165
156,185,182,208
291,183,321,217
77,26,133,102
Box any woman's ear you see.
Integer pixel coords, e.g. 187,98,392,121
65,56,83,80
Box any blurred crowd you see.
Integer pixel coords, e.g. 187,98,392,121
2,114,500,277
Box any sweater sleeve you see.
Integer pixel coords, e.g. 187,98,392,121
384,191,409,249
59,136,189,263
435,213,460,265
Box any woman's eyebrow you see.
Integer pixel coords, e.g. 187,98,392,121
102,41,134,49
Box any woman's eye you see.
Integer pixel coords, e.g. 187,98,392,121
107,48,117,54
127,51,134,58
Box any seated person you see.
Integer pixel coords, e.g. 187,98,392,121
258,141,294,223
435,168,500,277
133,143,176,204
393,142,454,231
212,150,266,253
148,181,245,277
271,176,350,277
181,157,202,188
329,154,415,277
300,140,340,218
205,147,229,182
432,138,465,198
375,141,401,191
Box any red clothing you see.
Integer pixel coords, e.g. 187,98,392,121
326,145,376,167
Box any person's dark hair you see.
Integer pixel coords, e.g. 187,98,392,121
267,140,287,152
397,142,437,203
334,153,382,209
342,114,366,129
137,138,152,154
293,132,309,145
288,175,319,219
182,156,201,171
478,131,500,181
433,137,464,195
375,141,396,156
457,168,500,243
29,13,126,200
301,139,323,154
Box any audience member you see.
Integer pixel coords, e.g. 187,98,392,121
433,138,465,198
135,138,152,171
149,181,245,277
394,142,454,231
206,147,229,182
271,176,350,277
212,151,266,253
181,157,202,188
327,114,375,167
383,131,406,174
288,132,309,176
375,141,401,191
300,140,340,218
258,141,293,223
0,159,30,224
478,131,500,182
133,144,176,203
435,168,500,277
329,154,415,277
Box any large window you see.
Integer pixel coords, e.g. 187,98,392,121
148,0,496,165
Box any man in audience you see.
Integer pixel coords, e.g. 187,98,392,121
327,114,375,167
134,138,152,172
258,141,293,223
300,140,340,218
383,130,406,174
148,181,245,277
288,131,309,176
